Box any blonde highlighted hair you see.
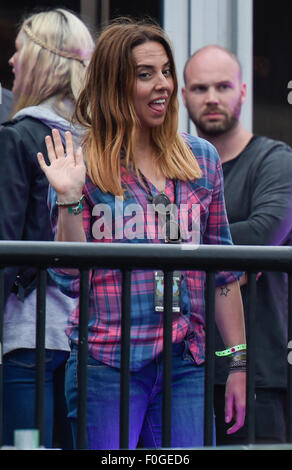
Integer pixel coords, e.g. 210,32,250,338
75,18,202,196
12,8,94,116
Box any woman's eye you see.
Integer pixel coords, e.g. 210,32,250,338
138,71,150,79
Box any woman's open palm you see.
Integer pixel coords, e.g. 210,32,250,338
37,129,86,199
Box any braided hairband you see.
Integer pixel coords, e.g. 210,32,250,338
22,24,88,65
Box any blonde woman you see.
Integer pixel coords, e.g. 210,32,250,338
0,9,94,448
39,18,246,449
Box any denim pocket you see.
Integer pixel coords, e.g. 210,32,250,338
4,349,46,368
4,349,66,370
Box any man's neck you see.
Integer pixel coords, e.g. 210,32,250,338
197,122,253,164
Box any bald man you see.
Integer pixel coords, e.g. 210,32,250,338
183,45,292,445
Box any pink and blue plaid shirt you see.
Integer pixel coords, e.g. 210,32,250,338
49,134,239,370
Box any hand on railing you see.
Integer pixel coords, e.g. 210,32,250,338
37,128,86,202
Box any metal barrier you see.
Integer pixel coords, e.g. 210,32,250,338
0,241,292,449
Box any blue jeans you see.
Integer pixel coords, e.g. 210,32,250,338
3,349,71,448
66,343,210,449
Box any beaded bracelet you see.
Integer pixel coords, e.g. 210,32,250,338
56,194,85,207
229,351,247,362
56,195,85,215
229,359,247,373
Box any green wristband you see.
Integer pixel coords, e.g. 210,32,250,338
215,343,247,357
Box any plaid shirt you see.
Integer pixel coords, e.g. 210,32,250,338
49,134,239,370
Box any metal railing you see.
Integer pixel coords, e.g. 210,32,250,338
0,241,292,449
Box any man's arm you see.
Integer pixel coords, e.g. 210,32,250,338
230,147,292,246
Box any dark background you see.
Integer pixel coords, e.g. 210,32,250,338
253,0,292,146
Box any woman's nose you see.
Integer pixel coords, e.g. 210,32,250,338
155,72,172,91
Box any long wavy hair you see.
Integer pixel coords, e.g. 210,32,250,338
75,18,202,196
12,8,94,116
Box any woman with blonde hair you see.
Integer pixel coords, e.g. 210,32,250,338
10,8,93,117
39,18,246,449
0,8,94,448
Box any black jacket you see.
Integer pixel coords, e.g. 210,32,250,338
0,88,13,124
0,116,53,302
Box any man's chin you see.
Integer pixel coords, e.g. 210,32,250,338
197,116,238,137
198,122,227,137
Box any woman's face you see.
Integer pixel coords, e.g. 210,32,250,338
8,31,24,96
132,41,174,132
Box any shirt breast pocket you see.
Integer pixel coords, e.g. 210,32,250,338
179,184,213,244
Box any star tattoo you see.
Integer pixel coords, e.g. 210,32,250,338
220,286,231,296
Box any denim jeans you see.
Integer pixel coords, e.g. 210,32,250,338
65,343,209,449
3,348,71,448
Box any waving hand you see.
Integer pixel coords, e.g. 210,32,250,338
37,129,86,201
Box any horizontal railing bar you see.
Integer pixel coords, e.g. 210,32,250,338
0,242,291,272
0,241,291,449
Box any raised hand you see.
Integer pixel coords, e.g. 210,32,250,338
37,128,86,201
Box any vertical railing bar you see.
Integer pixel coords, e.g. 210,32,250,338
76,268,89,450
0,269,4,447
246,272,256,444
204,271,216,446
287,273,292,442
35,269,47,447
120,270,131,450
162,270,173,448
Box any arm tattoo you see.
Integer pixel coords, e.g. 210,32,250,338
220,286,231,296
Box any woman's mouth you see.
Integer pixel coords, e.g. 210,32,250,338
149,98,167,113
